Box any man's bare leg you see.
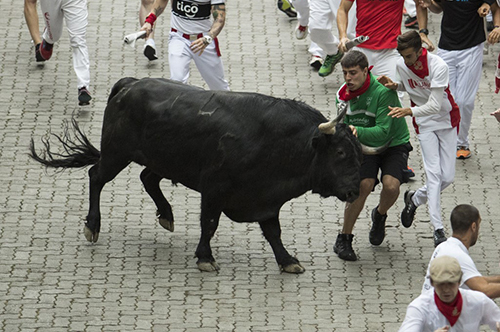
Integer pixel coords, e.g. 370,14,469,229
25,0,42,44
140,0,158,60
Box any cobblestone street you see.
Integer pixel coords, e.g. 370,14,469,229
1,1,500,331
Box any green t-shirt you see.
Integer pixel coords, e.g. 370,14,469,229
339,73,410,148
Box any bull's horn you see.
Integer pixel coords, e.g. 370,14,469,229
318,101,348,135
360,138,393,155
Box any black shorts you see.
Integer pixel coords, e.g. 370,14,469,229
360,142,413,187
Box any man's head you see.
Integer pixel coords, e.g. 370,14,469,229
450,204,481,247
341,50,369,91
396,30,423,67
430,256,462,303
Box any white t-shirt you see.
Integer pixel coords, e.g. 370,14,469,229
399,289,500,332
170,0,224,35
395,52,459,134
422,237,482,293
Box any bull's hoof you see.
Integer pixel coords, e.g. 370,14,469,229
159,218,174,232
83,225,99,243
197,261,220,272
280,263,305,274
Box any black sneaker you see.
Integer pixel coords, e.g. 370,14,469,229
369,206,387,245
144,44,158,61
401,190,417,228
78,87,92,106
35,43,45,62
333,234,357,261
404,16,419,29
277,0,297,18
434,228,447,247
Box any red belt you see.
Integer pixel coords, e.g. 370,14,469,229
171,28,203,41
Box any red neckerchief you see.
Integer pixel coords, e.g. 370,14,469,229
338,68,372,102
407,48,429,79
434,290,463,327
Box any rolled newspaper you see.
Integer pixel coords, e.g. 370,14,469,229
124,31,146,45
345,36,369,51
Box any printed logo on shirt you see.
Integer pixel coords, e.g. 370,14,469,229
172,0,211,20
349,117,370,126
407,78,431,90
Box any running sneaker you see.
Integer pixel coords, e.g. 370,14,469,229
295,24,308,40
318,51,343,77
456,146,471,159
78,87,92,106
39,39,53,61
277,0,297,18
309,55,323,71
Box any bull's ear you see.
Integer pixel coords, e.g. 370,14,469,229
312,134,324,149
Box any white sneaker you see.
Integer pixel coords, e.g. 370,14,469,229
143,39,158,61
295,24,308,40
309,55,323,71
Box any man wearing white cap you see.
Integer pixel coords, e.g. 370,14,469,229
399,256,500,332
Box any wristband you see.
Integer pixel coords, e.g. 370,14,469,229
419,28,429,36
145,13,157,25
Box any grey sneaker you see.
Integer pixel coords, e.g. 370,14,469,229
369,206,387,246
401,190,417,228
318,51,344,77
333,234,357,261
434,229,447,247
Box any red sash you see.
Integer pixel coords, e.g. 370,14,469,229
434,290,463,327
407,48,429,79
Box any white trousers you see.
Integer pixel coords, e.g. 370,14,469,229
308,0,356,55
412,127,457,230
353,47,401,81
40,0,90,89
405,0,417,17
293,0,325,58
438,44,483,148
168,32,229,91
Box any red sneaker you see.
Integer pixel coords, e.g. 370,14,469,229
39,39,53,61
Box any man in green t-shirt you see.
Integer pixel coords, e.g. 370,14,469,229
333,50,412,261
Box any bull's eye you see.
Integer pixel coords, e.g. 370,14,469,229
337,149,346,158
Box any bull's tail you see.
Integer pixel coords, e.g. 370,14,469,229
107,77,139,104
29,118,100,170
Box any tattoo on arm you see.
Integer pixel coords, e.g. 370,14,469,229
153,4,166,16
212,4,226,24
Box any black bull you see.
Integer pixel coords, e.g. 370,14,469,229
30,77,364,274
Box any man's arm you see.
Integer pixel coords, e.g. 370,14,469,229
337,0,354,53
191,3,226,55
418,0,442,14
488,3,500,44
141,0,170,37
415,1,435,51
465,276,500,299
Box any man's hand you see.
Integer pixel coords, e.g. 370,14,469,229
348,125,358,137
491,109,500,122
377,75,398,90
421,34,435,52
434,326,450,332
488,27,500,44
478,3,490,17
388,106,413,118
190,37,209,56
338,37,350,53
141,22,153,38
418,0,432,8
